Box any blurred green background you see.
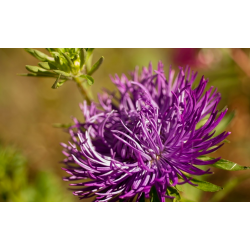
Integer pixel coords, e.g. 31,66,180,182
0,48,250,202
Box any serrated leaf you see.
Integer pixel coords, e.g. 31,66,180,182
166,186,181,201
189,177,223,192
150,185,160,202
79,75,94,86
198,156,250,171
88,56,104,75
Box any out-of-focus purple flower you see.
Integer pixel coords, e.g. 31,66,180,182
61,62,230,202
172,48,201,67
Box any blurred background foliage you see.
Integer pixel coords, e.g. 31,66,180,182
0,48,250,201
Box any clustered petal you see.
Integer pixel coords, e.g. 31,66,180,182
61,62,230,202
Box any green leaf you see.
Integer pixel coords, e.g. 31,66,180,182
25,49,54,62
150,186,160,202
86,48,94,61
51,52,71,72
46,48,57,53
88,56,104,75
85,49,94,73
80,48,86,70
38,62,57,70
51,74,66,89
166,186,181,201
62,52,74,69
25,66,59,78
79,75,94,86
189,177,223,192
26,65,47,73
198,156,250,171
19,73,56,78
53,70,71,77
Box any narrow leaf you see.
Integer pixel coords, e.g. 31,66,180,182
53,70,71,77
80,48,86,70
86,48,94,61
166,186,181,201
88,56,104,75
38,62,57,70
62,53,74,69
198,156,250,171
25,48,54,62
51,74,66,89
189,177,223,192
26,65,46,73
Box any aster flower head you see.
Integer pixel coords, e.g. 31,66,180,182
61,61,230,202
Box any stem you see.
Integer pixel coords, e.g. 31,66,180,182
73,77,93,104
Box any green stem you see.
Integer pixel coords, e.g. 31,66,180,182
73,77,93,104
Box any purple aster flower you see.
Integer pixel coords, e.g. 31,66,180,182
61,61,230,202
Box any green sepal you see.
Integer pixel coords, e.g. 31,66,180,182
79,75,94,86
198,156,250,171
150,185,160,202
188,177,223,192
88,56,104,75
166,186,181,201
